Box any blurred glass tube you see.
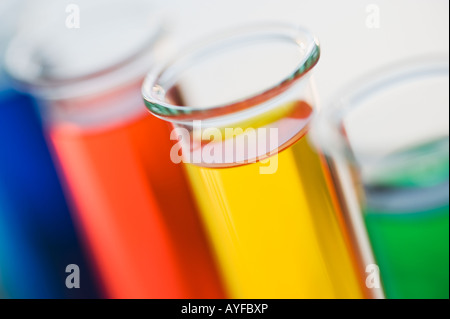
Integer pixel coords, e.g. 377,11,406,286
5,0,223,298
0,88,101,299
311,56,449,299
0,1,98,299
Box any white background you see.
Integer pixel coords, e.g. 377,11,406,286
2,0,448,105
164,0,449,106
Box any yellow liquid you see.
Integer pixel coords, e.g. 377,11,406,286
185,136,364,298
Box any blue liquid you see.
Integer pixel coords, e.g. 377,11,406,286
0,86,100,298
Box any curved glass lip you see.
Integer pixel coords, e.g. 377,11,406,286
4,2,163,100
142,23,320,123
310,54,450,163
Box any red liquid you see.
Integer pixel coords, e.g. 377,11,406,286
49,107,224,298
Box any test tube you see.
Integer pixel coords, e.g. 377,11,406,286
142,24,365,298
5,2,223,298
1,3,98,298
0,91,100,298
312,57,449,299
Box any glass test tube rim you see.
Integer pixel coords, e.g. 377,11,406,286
310,55,450,165
142,23,320,125
306,56,449,301
4,1,166,131
4,1,164,102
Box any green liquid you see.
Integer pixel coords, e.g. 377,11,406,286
365,206,449,299
363,139,449,299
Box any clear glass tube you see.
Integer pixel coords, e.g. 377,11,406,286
143,23,365,298
311,56,449,299
5,1,224,298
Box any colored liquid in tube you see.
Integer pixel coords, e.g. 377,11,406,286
362,141,449,299
178,97,364,298
3,1,223,299
0,88,98,298
48,84,224,298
